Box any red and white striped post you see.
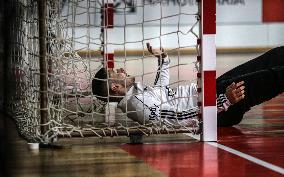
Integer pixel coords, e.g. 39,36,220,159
198,0,217,141
102,0,114,69
102,0,116,124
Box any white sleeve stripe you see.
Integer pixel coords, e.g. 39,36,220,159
217,97,227,102
161,109,199,117
161,111,197,117
217,94,226,101
134,96,149,108
154,59,164,85
161,115,198,120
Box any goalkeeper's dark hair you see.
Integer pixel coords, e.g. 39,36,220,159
92,68,121,102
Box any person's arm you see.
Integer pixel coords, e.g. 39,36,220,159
217,81,245,113
132,95,199,124
154,56,170,87
126,94,161,124
146,43,170,87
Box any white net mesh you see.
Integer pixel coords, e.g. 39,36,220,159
4,0,201,143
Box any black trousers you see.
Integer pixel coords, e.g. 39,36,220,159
217,46,284,127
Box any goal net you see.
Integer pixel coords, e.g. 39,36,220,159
2,0,216,143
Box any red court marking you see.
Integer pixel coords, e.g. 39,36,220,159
263,105,284,110
218,93,284,169
121,93,284,177
121,142,283,177
265,119,284,124
263,95,284,121
218,127,284,169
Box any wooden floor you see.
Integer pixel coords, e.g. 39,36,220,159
1,52,284,177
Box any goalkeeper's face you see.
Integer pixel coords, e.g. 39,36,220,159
108,68,135,95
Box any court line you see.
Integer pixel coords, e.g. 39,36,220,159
184,133,284,175
207,142,284,175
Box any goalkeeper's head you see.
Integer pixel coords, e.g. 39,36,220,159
92,67,135,102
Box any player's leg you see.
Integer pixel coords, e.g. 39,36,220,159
217,46,284,81
217,66,284,127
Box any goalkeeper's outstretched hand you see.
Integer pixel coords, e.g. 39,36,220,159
146,43,167,59
225,81,245,105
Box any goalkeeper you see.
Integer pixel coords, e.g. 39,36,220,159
93,43,284,127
